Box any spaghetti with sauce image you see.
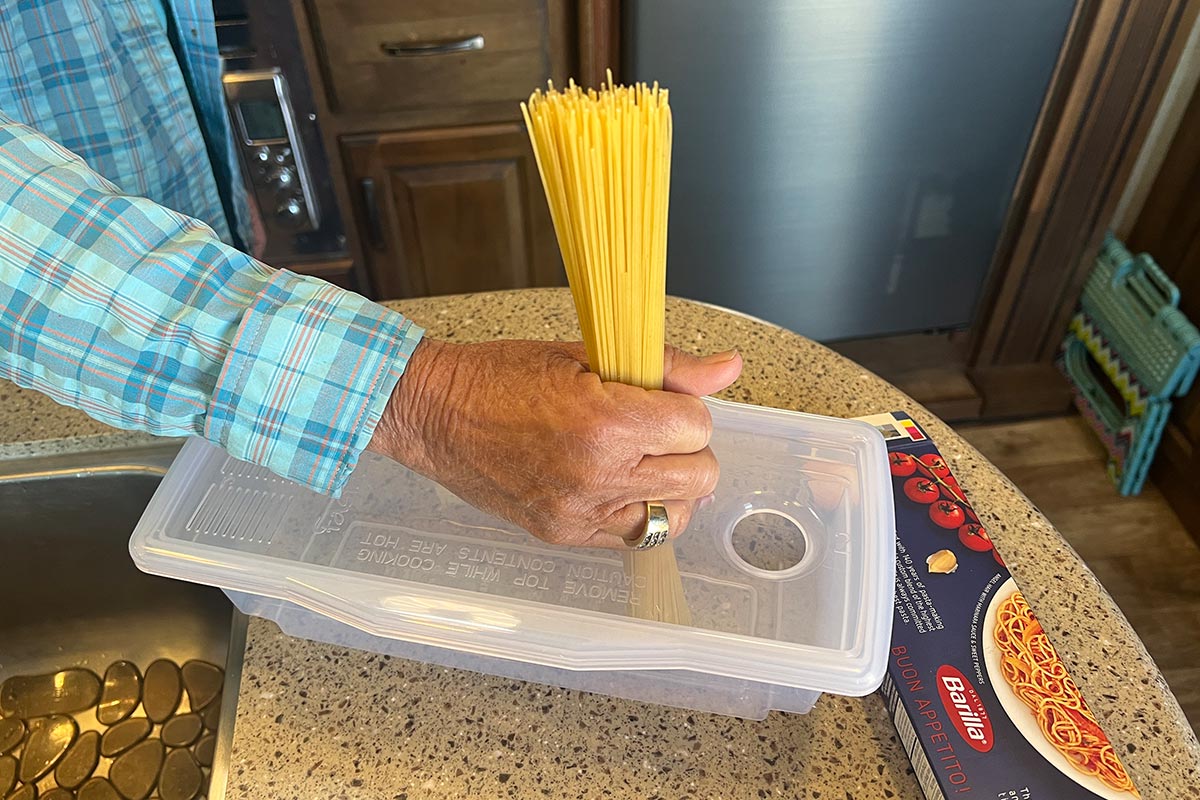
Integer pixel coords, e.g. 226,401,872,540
992,590,1139,796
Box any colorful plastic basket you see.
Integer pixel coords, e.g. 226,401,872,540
1057,234,1200,495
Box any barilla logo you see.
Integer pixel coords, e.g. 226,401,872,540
936,665,993,752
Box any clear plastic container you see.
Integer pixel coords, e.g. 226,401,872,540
130,398,895,719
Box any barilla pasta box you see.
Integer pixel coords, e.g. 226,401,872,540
856,412,1140,800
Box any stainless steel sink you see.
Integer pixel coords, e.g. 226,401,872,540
0,444,243,798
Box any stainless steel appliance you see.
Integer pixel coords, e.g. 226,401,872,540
214,0,346,267
625,1,1076,341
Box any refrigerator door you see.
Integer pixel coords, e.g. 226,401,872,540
625,0,1075,341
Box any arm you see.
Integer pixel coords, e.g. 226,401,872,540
0,112,422,494
0,112,744,546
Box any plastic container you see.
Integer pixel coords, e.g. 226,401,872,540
130,397,895,719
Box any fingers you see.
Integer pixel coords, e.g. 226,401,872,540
571,448,719,548
630,450,720,500
589,498,699,548
560,340,742,398
646,393,713,455
604,382,713,455
663,345,743,397
523,340,740,552
555,341,590,363
578,531,639,549
654,499,696,541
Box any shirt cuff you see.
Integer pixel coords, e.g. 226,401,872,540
206,269,423,495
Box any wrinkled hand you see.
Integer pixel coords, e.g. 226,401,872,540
368,339,743,548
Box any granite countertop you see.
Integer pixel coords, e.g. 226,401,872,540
3,288,1198,799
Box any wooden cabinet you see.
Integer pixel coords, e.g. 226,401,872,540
307,0,560,121
343,124,561,298
292,0,602,299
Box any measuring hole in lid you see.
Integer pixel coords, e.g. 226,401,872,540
728,507,821,580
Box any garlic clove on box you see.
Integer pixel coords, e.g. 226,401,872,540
926,549,958,574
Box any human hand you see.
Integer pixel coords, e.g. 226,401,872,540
368,339,743,548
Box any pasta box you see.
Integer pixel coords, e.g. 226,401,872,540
856,412,1140,800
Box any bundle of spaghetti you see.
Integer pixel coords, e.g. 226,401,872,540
993,592,1138,795
522,72,691,625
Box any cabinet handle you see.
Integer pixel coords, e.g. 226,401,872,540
380,35,484,57
360,178,385,251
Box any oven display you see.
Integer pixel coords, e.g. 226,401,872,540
237,99,287,143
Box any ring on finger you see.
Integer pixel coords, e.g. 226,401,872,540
629,501,670,550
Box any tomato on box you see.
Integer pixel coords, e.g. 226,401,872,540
929,500,965,529
903,477,940,504
919,453,952,478
958,523,993,552
890,452,918,477
942,473,963,500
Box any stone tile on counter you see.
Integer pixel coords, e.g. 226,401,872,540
0,382,166,461
0,430,168,462
227,620,919,800
0,384,115,442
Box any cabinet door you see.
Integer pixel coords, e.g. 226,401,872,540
344,124,563,298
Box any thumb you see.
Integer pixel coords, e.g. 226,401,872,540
662,346,743,397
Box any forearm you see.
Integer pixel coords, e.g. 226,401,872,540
0,113,422,493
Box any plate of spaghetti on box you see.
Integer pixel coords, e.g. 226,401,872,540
982,578,1140,798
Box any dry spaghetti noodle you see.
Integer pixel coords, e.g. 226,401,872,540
993,591,1138,795
522,73,691,625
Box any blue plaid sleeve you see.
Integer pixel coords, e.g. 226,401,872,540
0,112,424,494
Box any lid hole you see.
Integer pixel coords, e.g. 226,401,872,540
731,511,807,572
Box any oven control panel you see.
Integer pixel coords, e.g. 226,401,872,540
223,70,319,235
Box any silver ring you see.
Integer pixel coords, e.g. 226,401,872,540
630,501,670,550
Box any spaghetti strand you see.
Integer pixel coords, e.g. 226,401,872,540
522,75,689,625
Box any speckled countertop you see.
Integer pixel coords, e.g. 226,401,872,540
3,288,1197,799
0,379,166,461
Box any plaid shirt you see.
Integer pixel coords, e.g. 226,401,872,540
0,0,245,243
0,4,424,495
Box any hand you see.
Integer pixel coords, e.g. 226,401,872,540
368,339,743,548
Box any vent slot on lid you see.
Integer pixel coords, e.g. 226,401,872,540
186,482,290,544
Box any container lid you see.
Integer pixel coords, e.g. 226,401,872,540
130,397,895,697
